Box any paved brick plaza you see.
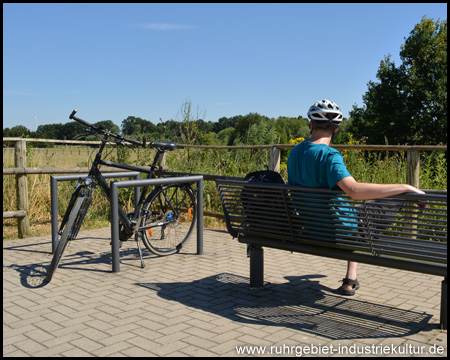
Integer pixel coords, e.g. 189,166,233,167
3,227,447,357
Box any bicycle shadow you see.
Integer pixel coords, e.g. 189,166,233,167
136,273,434,340
5,263,49,288
4,238,148,289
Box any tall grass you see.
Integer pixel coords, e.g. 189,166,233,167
3,141,447,240
3,145,136,239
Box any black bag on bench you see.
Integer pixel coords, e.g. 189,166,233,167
240,170,287,255
241,170,287,233
244,170,285,185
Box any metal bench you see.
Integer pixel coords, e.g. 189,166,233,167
216,179,447,329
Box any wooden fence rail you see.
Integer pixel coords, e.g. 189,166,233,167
3,137,447,237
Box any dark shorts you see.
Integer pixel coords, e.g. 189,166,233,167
353,199,405,241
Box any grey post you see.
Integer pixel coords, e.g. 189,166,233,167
196,177,204,255
110,175,203,273
50,172,140,253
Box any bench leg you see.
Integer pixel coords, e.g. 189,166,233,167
441,276,447,330
249,245,264,288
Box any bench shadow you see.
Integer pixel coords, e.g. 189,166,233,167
136,272,434,340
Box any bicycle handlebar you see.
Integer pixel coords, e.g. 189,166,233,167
70,109,96,129
69,109,144,147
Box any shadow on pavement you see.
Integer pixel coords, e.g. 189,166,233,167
136,272,433,340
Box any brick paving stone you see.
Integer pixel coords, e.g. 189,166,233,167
120,345,157,357
14,337,47,355
23,328,55,343
69,337,104,353
3,334,28,348
97,331,138,347
4,349,30,357
61,347,95,357
179,345,218,357
3,227,447,357
91,341,133,357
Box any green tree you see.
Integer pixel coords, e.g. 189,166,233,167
3,125,31,137
94,120,120,134
212,116,238,133
276,116,310,143
60,121,85,140
217,127,235,145
333,117,353,144
121,116,157,137
349,17,447,145
245,118,277,145
36,123,62,139
157,120,181,141
233,113,272,144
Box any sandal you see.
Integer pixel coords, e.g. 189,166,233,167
340,278,360,296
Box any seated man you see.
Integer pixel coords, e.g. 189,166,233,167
287,99,426,296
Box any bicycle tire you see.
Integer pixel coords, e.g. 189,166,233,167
140,184,196,256
71,191,93,240
45,191,91,282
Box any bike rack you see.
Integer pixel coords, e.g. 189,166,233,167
110,175,204,273
50,172,141,253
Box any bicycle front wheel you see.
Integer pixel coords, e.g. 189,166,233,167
45,191,92,282
140,184,196,256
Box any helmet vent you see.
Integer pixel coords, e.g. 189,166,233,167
325,112,339,121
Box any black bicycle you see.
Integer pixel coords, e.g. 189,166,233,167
45,110,197,282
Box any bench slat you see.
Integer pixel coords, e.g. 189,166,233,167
217,180,447,265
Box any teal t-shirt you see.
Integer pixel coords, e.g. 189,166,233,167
287,141,357,238
287,141,351,189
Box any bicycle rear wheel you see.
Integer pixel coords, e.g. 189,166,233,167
45,190,92,282
140,184,196,256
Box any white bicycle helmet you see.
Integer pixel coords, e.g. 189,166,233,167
307,99,343,127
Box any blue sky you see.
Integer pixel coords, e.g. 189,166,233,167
3,3,447,131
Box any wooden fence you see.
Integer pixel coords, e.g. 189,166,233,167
3,137,447,237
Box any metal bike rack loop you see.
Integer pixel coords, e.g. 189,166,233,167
110,175,204,273
50,172,141,253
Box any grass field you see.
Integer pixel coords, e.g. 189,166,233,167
3,142,447,240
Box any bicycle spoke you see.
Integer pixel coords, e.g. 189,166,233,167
140,185,196,256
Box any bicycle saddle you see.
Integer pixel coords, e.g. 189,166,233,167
149,141,178,151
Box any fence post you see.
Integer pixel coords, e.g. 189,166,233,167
406,150,420,188
406,149,420,238
269,146,281,172
15,140,30,237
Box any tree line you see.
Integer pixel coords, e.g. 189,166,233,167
3,17,446,147
2,112,316,147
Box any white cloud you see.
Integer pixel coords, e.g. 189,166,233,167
134,23,196,31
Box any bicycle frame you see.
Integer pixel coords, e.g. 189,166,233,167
60,137,166,241
45,109,200,281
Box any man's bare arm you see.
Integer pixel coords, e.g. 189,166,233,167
337,176,425,200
